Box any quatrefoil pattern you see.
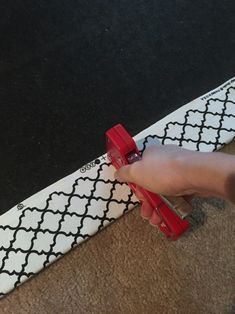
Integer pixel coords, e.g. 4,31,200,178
139,85,235,152
0,80,235,297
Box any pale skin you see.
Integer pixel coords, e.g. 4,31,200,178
114,145,235,226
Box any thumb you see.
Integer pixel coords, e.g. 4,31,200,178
114,164,134,183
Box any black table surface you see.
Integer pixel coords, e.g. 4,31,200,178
0,1,235,215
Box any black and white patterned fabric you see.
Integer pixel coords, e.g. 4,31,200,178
0,78,235,297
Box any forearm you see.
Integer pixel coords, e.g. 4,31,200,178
185,151,235,202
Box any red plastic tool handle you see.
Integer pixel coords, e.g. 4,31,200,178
106,124,189,240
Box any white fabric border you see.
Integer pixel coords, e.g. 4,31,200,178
0,77,235,296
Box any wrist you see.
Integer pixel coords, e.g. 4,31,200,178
183,151,235,200
179,151,208,194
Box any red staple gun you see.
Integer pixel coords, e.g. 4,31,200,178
106,124,190,240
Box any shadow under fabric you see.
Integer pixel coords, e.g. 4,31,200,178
0,78,235,297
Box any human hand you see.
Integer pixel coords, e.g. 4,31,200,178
114,144,235,225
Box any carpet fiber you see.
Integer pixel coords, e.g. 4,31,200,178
1,141,234,314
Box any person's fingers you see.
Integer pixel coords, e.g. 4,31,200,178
133,186,153,219
149,210,162,226
114,165,132,183
140,200,153,219
134,186,145,201
114,161,142,184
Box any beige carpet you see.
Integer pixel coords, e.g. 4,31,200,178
1,142,235,314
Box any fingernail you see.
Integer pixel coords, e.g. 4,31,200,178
149,222,158,227
141,215,149,220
